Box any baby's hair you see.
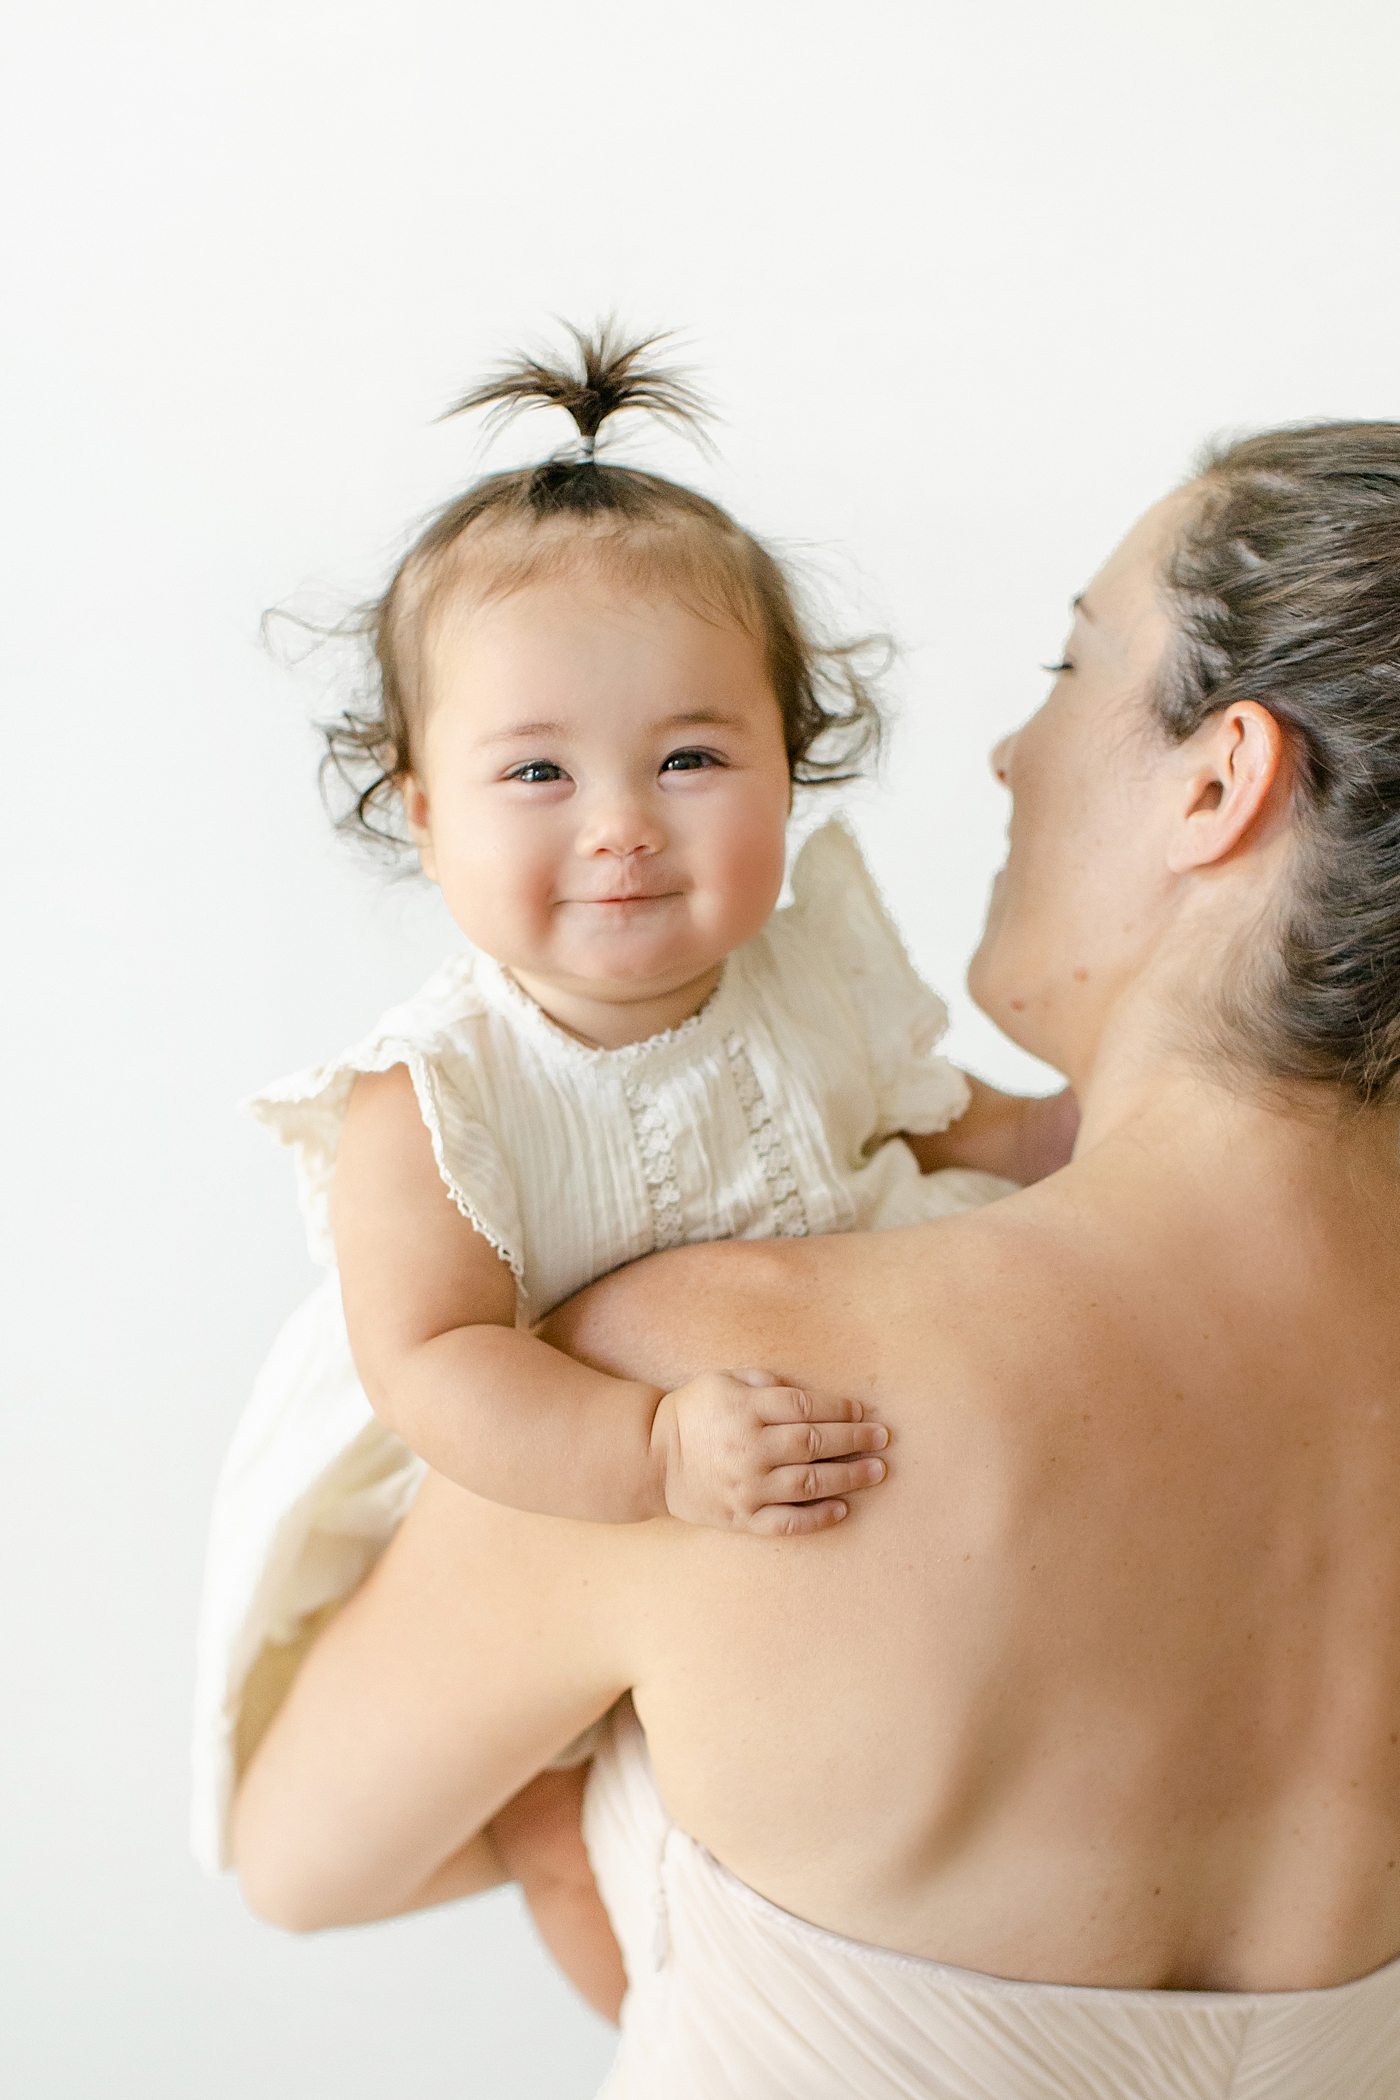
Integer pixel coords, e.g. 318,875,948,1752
317,322,885,852
443,318,710,461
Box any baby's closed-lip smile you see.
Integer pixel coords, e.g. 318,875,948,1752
559,888,683,906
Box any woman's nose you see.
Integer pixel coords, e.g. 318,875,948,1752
990,730,1017,786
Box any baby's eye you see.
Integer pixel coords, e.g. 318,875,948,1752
506,760,569,784
660,747,723,773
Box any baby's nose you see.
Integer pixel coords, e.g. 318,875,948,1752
578,795,666,857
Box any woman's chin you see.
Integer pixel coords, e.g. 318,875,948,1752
968,946,1043,1057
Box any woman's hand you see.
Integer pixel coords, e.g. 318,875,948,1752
649,1367,889,1534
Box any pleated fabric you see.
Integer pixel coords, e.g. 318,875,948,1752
583,1706,1400,2100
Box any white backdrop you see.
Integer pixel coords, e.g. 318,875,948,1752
5,3,1400,2094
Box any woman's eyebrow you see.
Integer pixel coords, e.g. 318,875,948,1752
1071,593,1097,622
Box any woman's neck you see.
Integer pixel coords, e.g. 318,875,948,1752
1071,1022,1400,1226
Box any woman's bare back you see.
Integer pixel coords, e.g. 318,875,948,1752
566,1113,1400,1992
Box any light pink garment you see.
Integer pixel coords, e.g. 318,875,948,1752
582,1704,1400,2099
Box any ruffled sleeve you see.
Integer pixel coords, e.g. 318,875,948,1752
244,961,526,1287
787,820,971,1141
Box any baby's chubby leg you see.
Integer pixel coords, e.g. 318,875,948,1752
489,1766,626,2023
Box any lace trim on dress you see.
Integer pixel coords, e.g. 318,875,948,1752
623,1078,686,1253
483,955,727,1066
725,1031,809,1239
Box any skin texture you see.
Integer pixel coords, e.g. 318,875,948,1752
233,490,1400,2002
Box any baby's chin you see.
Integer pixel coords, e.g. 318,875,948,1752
525,938,725,994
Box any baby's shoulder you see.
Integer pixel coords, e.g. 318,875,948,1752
746,820,949,1039
246,947,528,1275
756,820,915,980
248,947,513,1135
358,948,498,1061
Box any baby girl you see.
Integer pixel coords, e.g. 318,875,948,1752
194,326,1073,2008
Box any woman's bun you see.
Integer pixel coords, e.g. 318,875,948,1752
1156,422,1400,1107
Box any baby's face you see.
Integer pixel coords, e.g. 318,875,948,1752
402,575,792,1029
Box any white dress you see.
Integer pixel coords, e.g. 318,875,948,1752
191,822,1012,1870
584,1703,1400,2098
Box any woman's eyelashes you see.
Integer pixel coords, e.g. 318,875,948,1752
1041,659,1074,676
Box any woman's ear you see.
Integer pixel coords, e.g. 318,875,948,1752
398,774,438,883
1165,702,1286,875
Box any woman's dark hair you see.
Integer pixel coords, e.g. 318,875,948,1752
318,323,884,849
1153,421,1400,1106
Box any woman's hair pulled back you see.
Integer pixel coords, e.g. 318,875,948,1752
319,323,883,848
1153,421,1400,1106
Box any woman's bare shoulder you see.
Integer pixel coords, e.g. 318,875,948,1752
541,1189,1100,1412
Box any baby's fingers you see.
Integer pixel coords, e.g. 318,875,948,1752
750,1382,866,1426
748,1497,852,1537
763,1420,889,1465
761,1456,888,1509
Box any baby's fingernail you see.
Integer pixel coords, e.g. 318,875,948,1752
867,1459,886,1481
832,1501,848,1519
871,1426,889,1448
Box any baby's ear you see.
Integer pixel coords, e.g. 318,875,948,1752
398,773,438,881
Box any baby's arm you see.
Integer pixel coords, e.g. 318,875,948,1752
904,1076,1078,1186
332,1066,888,1531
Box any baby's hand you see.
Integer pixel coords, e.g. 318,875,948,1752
650,1368,889,1535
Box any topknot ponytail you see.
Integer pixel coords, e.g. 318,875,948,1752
315,321,886,849
441,320,709,464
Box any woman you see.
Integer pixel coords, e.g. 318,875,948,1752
233,424,1400,2096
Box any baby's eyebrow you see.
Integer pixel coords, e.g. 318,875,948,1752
480,707,745,746
479,720,568,745
660,708,745,729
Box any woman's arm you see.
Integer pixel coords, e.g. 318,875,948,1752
233,1234,884,1937
232,1473,639,1931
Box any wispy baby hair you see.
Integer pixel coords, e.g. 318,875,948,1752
443,318,709,460
318,321,886,852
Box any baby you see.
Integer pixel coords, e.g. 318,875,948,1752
194,326,1073,2009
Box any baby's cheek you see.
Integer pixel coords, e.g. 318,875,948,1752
707,806,788,940
438,840,536,955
